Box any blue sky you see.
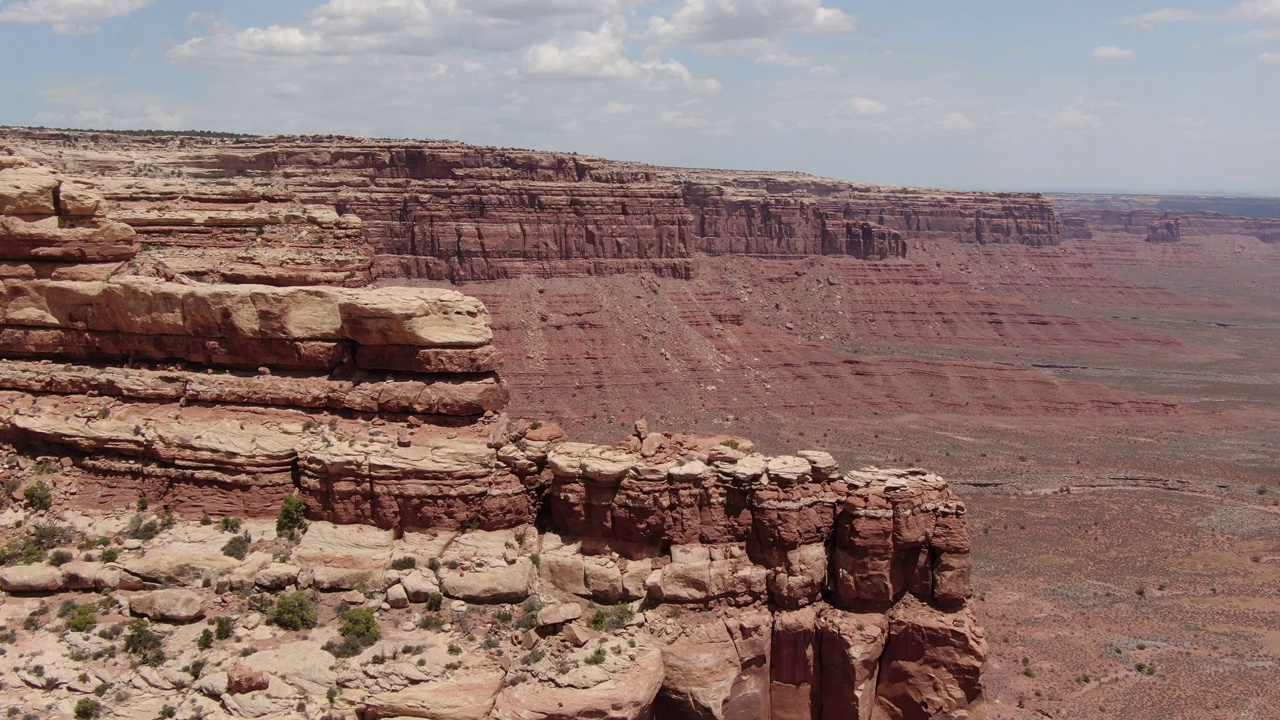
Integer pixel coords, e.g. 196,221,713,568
1,1,1278,194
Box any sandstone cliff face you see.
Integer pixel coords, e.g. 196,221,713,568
0,135,987,720
3,131,1061,284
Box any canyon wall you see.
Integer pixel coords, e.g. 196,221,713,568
1050,194,1280,243
0,140,986,719
3,130,1060,284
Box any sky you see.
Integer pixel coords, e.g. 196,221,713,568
1,1,1278,195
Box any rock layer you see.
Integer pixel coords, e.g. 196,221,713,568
3,130,1062,284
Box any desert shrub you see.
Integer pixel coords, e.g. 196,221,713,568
426,592,443,612
718,439,740,450
0,540,44,566
197,628,214,650
214,616,235,640
276,495,308,536
123,619,165,666
158,706,176,719
73,699,101,720
221,533,250,560
100,548,119,563
521,648,545,665
23,481,52,511
339,607,379,644
586,604,634,632
66,605,97,633
584,647,607,665
125,514,160,542
390,556,416,571
48,549,73,567
219,516,243,533
269,592,317,631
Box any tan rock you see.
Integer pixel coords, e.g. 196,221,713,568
0,565,64,593
129,589,205,622
226,663,270,694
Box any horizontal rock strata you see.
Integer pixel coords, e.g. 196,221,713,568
3,131,1063,284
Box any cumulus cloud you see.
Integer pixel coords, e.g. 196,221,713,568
840,96,888,116
646,0,854,63
1049,97,1103,130
806,64,837,77
524,21,637,78
1118,8,1206,30
600,101,635,115
939,112,975,131
1261,51,1280,63
660,109,730,133
1092,46,1136,59
1235,0,1280,23
0,0,152,34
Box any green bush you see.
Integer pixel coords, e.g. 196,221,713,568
219,516,243,533
100,548,119,563
123,619,165,666
214,616,234,640
0,540,45,566
197,628,214,650
269,592,318,631
73,698,101,719
221,533,250,560
426,592,443,612
338,607,380,645
66,605,97,633
276,495,308,535
23,480,52,511
587,604,635,632
48,549,73,567
390,556,416,571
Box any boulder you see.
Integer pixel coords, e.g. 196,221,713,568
254,563,300,591
386,583,409,609
536,602,583,628
400,569,440,603
129,589,206,622
227,663,270,695
0,565,63,593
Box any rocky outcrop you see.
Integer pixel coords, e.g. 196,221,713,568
3,131,1063,285
1146,218,1181,243
0,158,139,272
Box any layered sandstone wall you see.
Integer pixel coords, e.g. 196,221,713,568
3,131,1061,284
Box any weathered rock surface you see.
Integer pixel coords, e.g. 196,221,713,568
129,588,206,622
2,130,1062,286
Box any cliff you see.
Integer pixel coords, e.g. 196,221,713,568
2,129,1060,284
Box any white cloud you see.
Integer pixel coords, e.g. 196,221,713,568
907,96,936,108
840,96,888,116
1049,97,1103,130
524,21,636,78
0,0,152,34
1092,46,1136,59
1235,0,1280,23
660,109,730,133
939,112,975,131
1261,51,1280,63
1118,8,1206,30
807,64,837,77
600,101,635,115
647,0,855,62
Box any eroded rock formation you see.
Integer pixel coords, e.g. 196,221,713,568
3,130,1061,285
0,135,987,720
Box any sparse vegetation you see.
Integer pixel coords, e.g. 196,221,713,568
276,495,308,536
73,699,102,720
221,533,251,560
323,607,380,658
587,604,635,632
269,592,318,630
123,619,165,666
390,556,417,571
23,480,52,511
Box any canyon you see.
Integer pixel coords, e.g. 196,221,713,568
0,129,1278,720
